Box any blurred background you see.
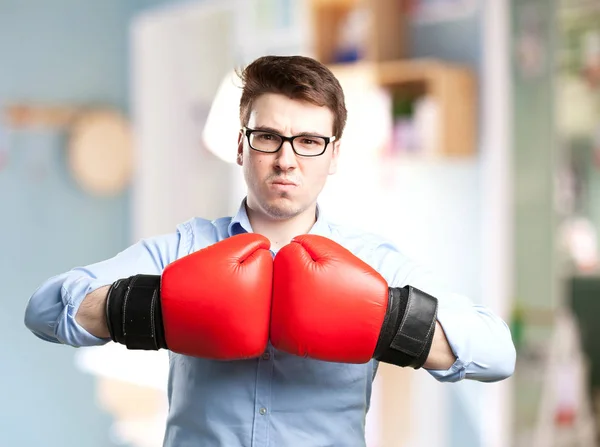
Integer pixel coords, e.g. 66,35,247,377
1,0,600,446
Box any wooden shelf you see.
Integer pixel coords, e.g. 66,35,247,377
367,0,408,63
309,0,408,65
310,0,357,6
309,0,359,64
380,59,477,158
310,1,478,158
329,60,478,157
3,104,82,128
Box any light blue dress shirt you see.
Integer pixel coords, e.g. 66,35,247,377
24,200,516,447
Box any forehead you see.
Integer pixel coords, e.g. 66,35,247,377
247,93,334,135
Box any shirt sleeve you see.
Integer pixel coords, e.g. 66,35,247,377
370,241,516,383
23,227,187,348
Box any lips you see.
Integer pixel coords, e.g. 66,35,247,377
271,179,297,186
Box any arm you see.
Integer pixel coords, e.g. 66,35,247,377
374,243,516,383
75,286,111,339
422,322,456,370
270,235,515,381
24,231,183,347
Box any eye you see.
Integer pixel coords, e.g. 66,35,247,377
300,138,316,145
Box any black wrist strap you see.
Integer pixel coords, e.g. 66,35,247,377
374,286,438,369
105,274,167,351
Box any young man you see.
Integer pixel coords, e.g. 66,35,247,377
24,55,516,446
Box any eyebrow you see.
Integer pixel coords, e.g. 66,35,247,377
252,125,329,137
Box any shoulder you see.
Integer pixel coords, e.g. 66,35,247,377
327,221,391,252
325,221,417,286
173,216,233,257
326,221,409,262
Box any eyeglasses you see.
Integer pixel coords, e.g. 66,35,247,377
242,127,336,157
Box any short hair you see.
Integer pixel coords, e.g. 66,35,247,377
238,55,347,139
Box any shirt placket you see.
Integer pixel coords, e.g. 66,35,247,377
251,342,274,446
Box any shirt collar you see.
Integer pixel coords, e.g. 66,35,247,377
227,197,331,238
228,198,253,236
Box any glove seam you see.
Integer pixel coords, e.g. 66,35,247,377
121,277,133,340
150,287,159,349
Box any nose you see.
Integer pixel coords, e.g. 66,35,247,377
275,140,297,171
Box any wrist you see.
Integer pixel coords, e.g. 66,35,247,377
105,274,167,350
374,286,438,369
75,286,110,339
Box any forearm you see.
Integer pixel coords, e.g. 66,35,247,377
422,321,456,370
75,286,110,339
24,273,113,347
366,243,515,381
392,265,514,381
24,229,182,347
425,304,516,382
372,285,513,380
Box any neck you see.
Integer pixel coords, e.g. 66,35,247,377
245,202,317,251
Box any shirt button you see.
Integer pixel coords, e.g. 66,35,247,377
259,407,267,415
262,352,270,360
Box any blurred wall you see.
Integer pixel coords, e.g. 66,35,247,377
0,1,183,446
408,7,484,447
511,0,558,313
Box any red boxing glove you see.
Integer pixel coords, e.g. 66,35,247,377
161,233,273,359
270,235,438,368
106,233,273,360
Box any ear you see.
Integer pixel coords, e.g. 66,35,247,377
328,140,340,175
237,132,243,166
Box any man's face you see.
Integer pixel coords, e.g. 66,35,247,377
237,93,339,220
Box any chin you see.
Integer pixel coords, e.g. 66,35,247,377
262,197,304,220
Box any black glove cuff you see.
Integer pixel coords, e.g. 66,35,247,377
374,286,438,369
105,274,167,351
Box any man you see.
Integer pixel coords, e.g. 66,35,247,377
24,55,516,446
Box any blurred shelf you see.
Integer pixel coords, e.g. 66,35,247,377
310,0,358,6
329,60,478,157
310,0,407,65
310,0,477,158
3,104,82,128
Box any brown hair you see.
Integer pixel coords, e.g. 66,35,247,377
237,55,347,139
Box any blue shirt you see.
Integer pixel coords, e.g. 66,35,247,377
24,200,516,447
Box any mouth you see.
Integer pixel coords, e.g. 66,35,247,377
270,178,298,186
269,179,298,192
